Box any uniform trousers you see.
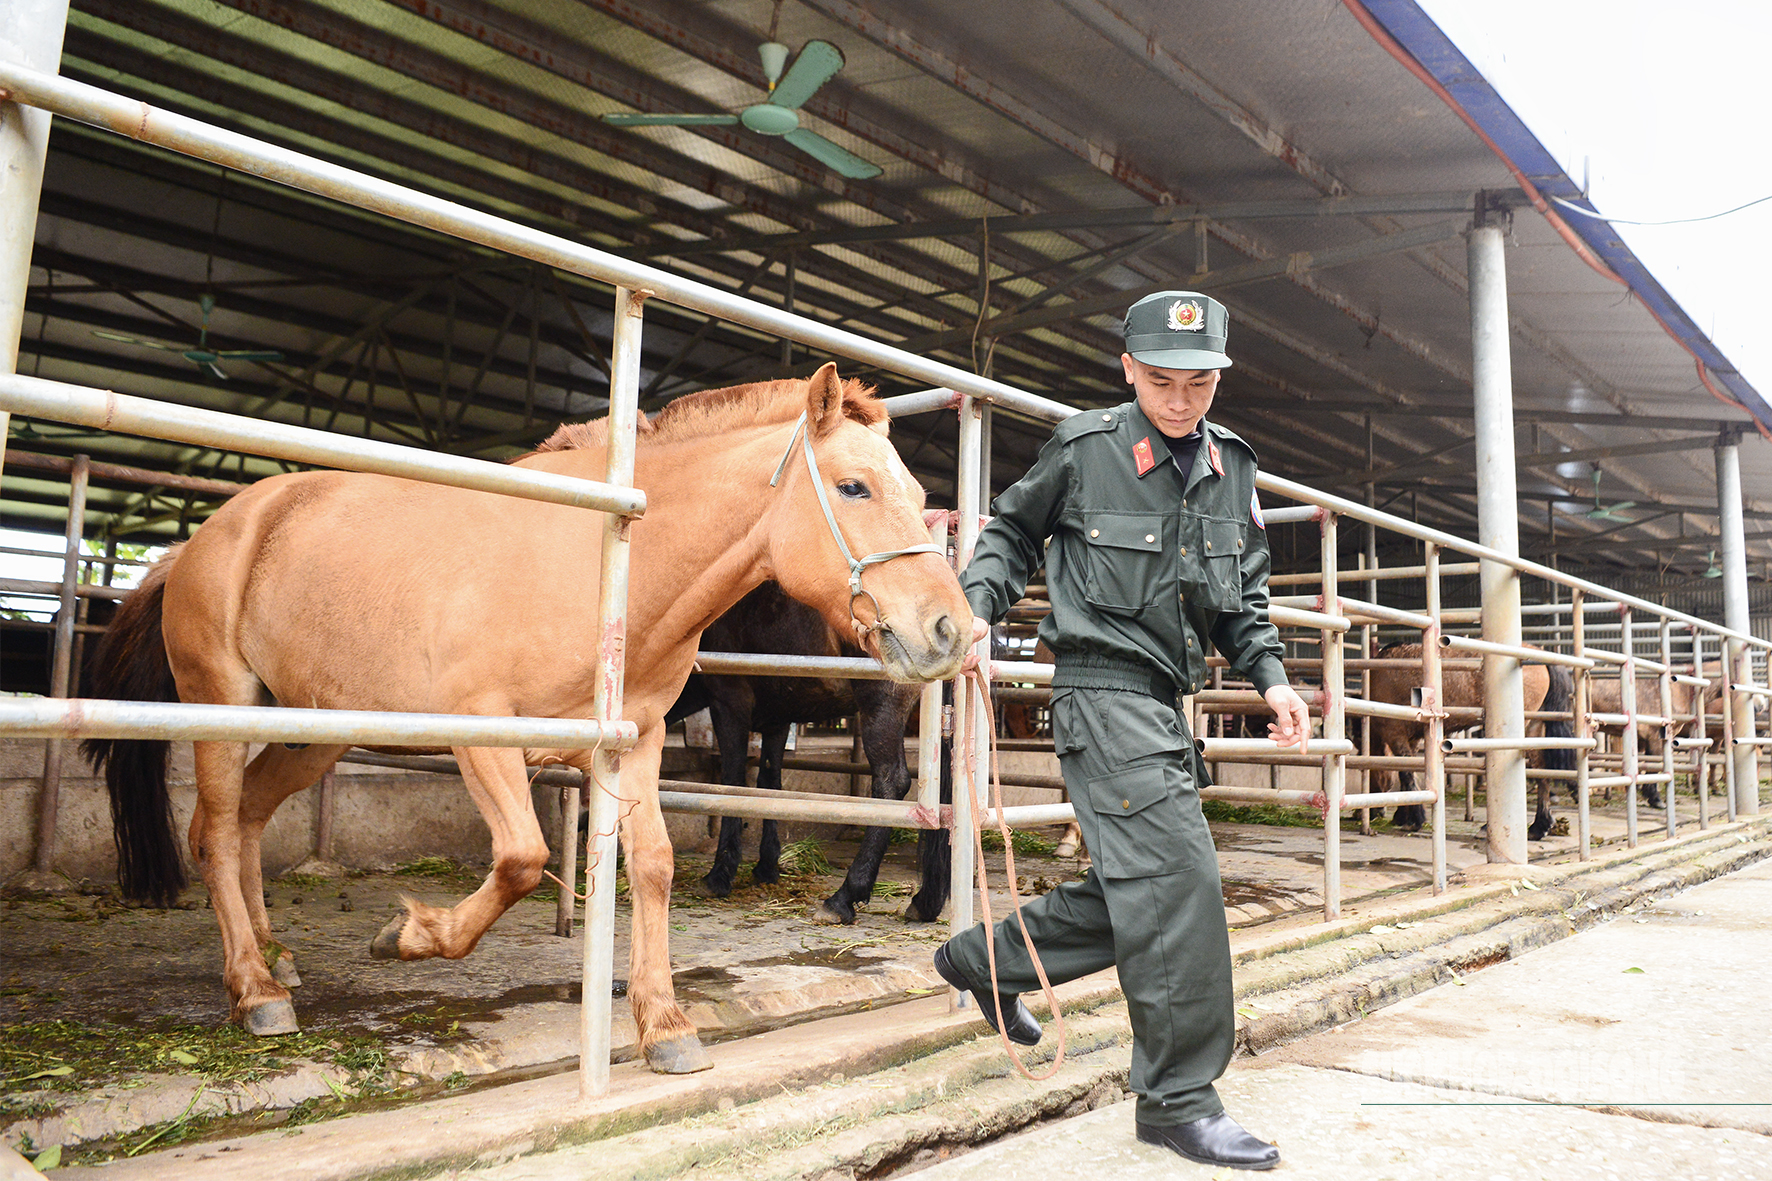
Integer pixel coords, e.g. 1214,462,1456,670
944,686,1234,1126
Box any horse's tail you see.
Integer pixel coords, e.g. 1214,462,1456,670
81,548,186,906
1541,664,1576,772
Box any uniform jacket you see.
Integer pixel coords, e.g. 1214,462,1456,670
962,399,1287,702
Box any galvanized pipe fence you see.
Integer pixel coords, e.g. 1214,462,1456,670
0,57,1767,1097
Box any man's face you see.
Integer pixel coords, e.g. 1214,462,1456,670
1121,355,1220,439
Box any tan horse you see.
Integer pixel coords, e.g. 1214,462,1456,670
82,365,970,1074
1367,642,1574,838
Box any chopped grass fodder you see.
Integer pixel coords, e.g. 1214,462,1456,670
775,838,833,877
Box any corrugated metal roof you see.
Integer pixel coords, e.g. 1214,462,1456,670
8,0,1768,593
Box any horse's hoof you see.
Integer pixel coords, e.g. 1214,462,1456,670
902,898,942,923
809,899,854,925
370,914,407,960
644,1033,712,1074
699,873,734,899
270,954,302,988
1054,841,1078,859
243,998,300,1037
752,863,781,886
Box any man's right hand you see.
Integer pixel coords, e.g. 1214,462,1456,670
961,615,990,681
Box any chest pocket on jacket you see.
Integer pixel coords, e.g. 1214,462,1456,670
1199,518,1245,611
1080,512,1167,614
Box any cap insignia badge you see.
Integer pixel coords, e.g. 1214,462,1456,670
1166,299,1206,332
1132,436,1156,476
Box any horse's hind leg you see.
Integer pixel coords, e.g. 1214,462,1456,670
700,688,753,898
371,745,547,961
904,736,953,923
190,738,299,1035
237,743,349,986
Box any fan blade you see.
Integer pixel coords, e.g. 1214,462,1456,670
784,128,882,179
602,113,740,127
203,361,229,380
91,329,186,352
770,40,844,110
214,350,285,362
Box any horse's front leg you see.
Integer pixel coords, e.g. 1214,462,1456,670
751,724,789,886
701,688,753,898
238,744,350,987
815,701,910,924
371,745,547,961
191,739,299,1035
613,730,711,1074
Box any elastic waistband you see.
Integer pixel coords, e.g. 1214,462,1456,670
1050,656,1180,702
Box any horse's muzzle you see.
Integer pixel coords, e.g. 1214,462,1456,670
872,610,969,683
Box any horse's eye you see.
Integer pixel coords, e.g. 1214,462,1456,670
837,480,870,500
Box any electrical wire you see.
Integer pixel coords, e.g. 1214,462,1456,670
1551,192,1772,227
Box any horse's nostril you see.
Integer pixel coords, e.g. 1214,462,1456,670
932,614,954,647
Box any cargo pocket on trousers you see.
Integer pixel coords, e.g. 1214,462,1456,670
1085,762,1188,878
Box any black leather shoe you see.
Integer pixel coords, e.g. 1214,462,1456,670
1136,1112,1279,1171
932,943,1041,1046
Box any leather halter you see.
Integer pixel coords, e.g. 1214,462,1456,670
770,410,943,644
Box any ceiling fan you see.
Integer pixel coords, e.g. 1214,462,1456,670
1585,467,1638,522
602,40,883,180
92,293,284,380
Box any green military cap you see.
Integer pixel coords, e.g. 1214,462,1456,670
1122,290,1232,370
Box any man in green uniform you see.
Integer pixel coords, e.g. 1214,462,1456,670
934,291,1309,1171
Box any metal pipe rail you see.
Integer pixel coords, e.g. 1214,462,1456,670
0,697,640,749
1442,736,1598,753
0,577,128,601
0,374,645,517
1268,561,1480,586
1438,633,1597,668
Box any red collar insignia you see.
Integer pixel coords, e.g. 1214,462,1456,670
1132,436,1156,476
1207,438,1224,477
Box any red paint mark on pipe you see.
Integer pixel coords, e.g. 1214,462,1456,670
909,805,939,829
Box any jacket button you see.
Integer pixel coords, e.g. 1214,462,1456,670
1145,533,1156,543
1102,413,1113,422
1090,528,1100,538
1205,541,1213,550
1122,800,1130,809
1179,546,1187,556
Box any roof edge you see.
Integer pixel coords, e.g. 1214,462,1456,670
1354,0,1772,431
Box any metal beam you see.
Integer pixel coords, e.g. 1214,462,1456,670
1337,435,1721,488
647,192,1486,259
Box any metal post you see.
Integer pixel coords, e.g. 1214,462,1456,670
1320,512,1345,920
1621,606,1639,848
948,394,984,1008
29,454,87,879
1716,432,1759,815
915,513,948,815
0,1,70,486
1469,214,1527,863
579,285,644,1100
1694,626,1710,830
1572,588,1590,858
1660,617,1675,840
1423,543,1446,892
313,769,337,864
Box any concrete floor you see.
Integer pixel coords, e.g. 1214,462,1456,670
2,787,1762,1172
912,857,1772,1181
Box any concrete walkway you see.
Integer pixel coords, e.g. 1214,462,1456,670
913,857,1772,1181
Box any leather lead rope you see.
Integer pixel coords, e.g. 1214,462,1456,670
959,663,1068,1081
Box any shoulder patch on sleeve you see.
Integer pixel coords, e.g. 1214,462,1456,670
1251,487,1265,530
1053,406,1122,443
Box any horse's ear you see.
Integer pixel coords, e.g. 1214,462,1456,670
807,362,844,437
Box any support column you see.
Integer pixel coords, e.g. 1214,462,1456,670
1469,212,1527,862
0,2,73,483
1716,431,1759,815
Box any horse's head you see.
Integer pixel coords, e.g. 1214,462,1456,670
766,363,971,683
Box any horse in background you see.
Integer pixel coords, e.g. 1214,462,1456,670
1367,643,1575,840
82,365,970,1074
670,580,950,924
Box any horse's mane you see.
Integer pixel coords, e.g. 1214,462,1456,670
529,376,884,456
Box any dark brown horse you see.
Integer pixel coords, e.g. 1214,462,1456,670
670,580,950,924
1367,643,1574,840
81,366,970,1074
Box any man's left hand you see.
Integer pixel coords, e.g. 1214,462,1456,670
1263,684,1311,752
